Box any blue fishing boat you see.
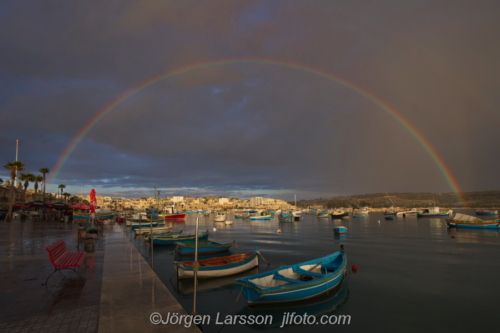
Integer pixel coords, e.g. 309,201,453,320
176,252,259,279
446,213,500,229
333,226,348,234
277,211,293,222
316,210,330,218
475,209,498,216
150,230,209,245
384,215,395,220
129,220,161,229
249,215,272,220
175,240,236,256
236,250,347,305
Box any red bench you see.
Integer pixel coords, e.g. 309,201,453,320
44,239,87,285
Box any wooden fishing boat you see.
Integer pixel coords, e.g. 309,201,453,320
278,212,293,222
235,250,347,305
316,210,329,218
143,230,182,241
352,214,366,218
134,225,173,235
161,213,187,219
214,211,227,222
475,209,498,216
175,240,236,256
446,213,500,229
396,209,418,217
330,210,349,218
417,207,452,217
333,226,348,234
149,231,209,245
176,252,259,279
127,219,163,229
249,215,272,220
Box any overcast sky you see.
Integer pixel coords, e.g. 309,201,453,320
1,0,499,201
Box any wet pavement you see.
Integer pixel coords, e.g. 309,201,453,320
0,219,200,333
0,219,103,332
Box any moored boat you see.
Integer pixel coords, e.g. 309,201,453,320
176,252,259,279
475,209,498,216
417,207,452,217
161,213,187,219
175,240,237,256
149,230,210,245
134,225,173,235
446,213,500,229
214,211,227,222
384,215,395,220
316,210,329,218
396,209,418,217
333,226,348,234
235,250,347,305
278,212,293,222
330,210,349,219
250,215,272,220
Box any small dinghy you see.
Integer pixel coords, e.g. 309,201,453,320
176,252,259,279
235,250,347,305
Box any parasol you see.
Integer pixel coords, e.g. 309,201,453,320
90,189,97,227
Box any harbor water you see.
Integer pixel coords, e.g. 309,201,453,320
126,211,500,333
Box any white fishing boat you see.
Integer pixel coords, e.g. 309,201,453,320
396,209,418,217
134,225,173,235
214,211,227,222
176,252,259,279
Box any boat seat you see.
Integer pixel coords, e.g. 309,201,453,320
273,271,301,284
293,267,323,278
321,263,339,272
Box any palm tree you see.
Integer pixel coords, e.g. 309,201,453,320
33,175,43,200
58,184,66,200
63,192,71,203
4,160,26,221
19,172,35,208
38,167,49,201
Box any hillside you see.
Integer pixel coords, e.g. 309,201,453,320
291,191,500,209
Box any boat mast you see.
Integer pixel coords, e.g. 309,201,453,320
193,216,199,315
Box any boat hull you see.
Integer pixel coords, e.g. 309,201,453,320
176,252,259,279
333,227,348,234
445,219,500,229
151,231,209,245
162,213,186,219
134,226,172,235
175,241,236,256
475,210,498,216
417,211,452,217
330,212,349,218
250,215,272,220
236,251,347,305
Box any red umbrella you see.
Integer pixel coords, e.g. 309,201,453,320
90,189,97,213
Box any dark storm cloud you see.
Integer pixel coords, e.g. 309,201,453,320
2,0,500,200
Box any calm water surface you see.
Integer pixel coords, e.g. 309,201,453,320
126,211,500,333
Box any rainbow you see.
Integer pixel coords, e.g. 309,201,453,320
49,59,465,204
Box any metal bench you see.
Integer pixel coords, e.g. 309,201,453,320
44,239,87,285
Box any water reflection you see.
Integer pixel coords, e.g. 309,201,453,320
175,268,259,295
